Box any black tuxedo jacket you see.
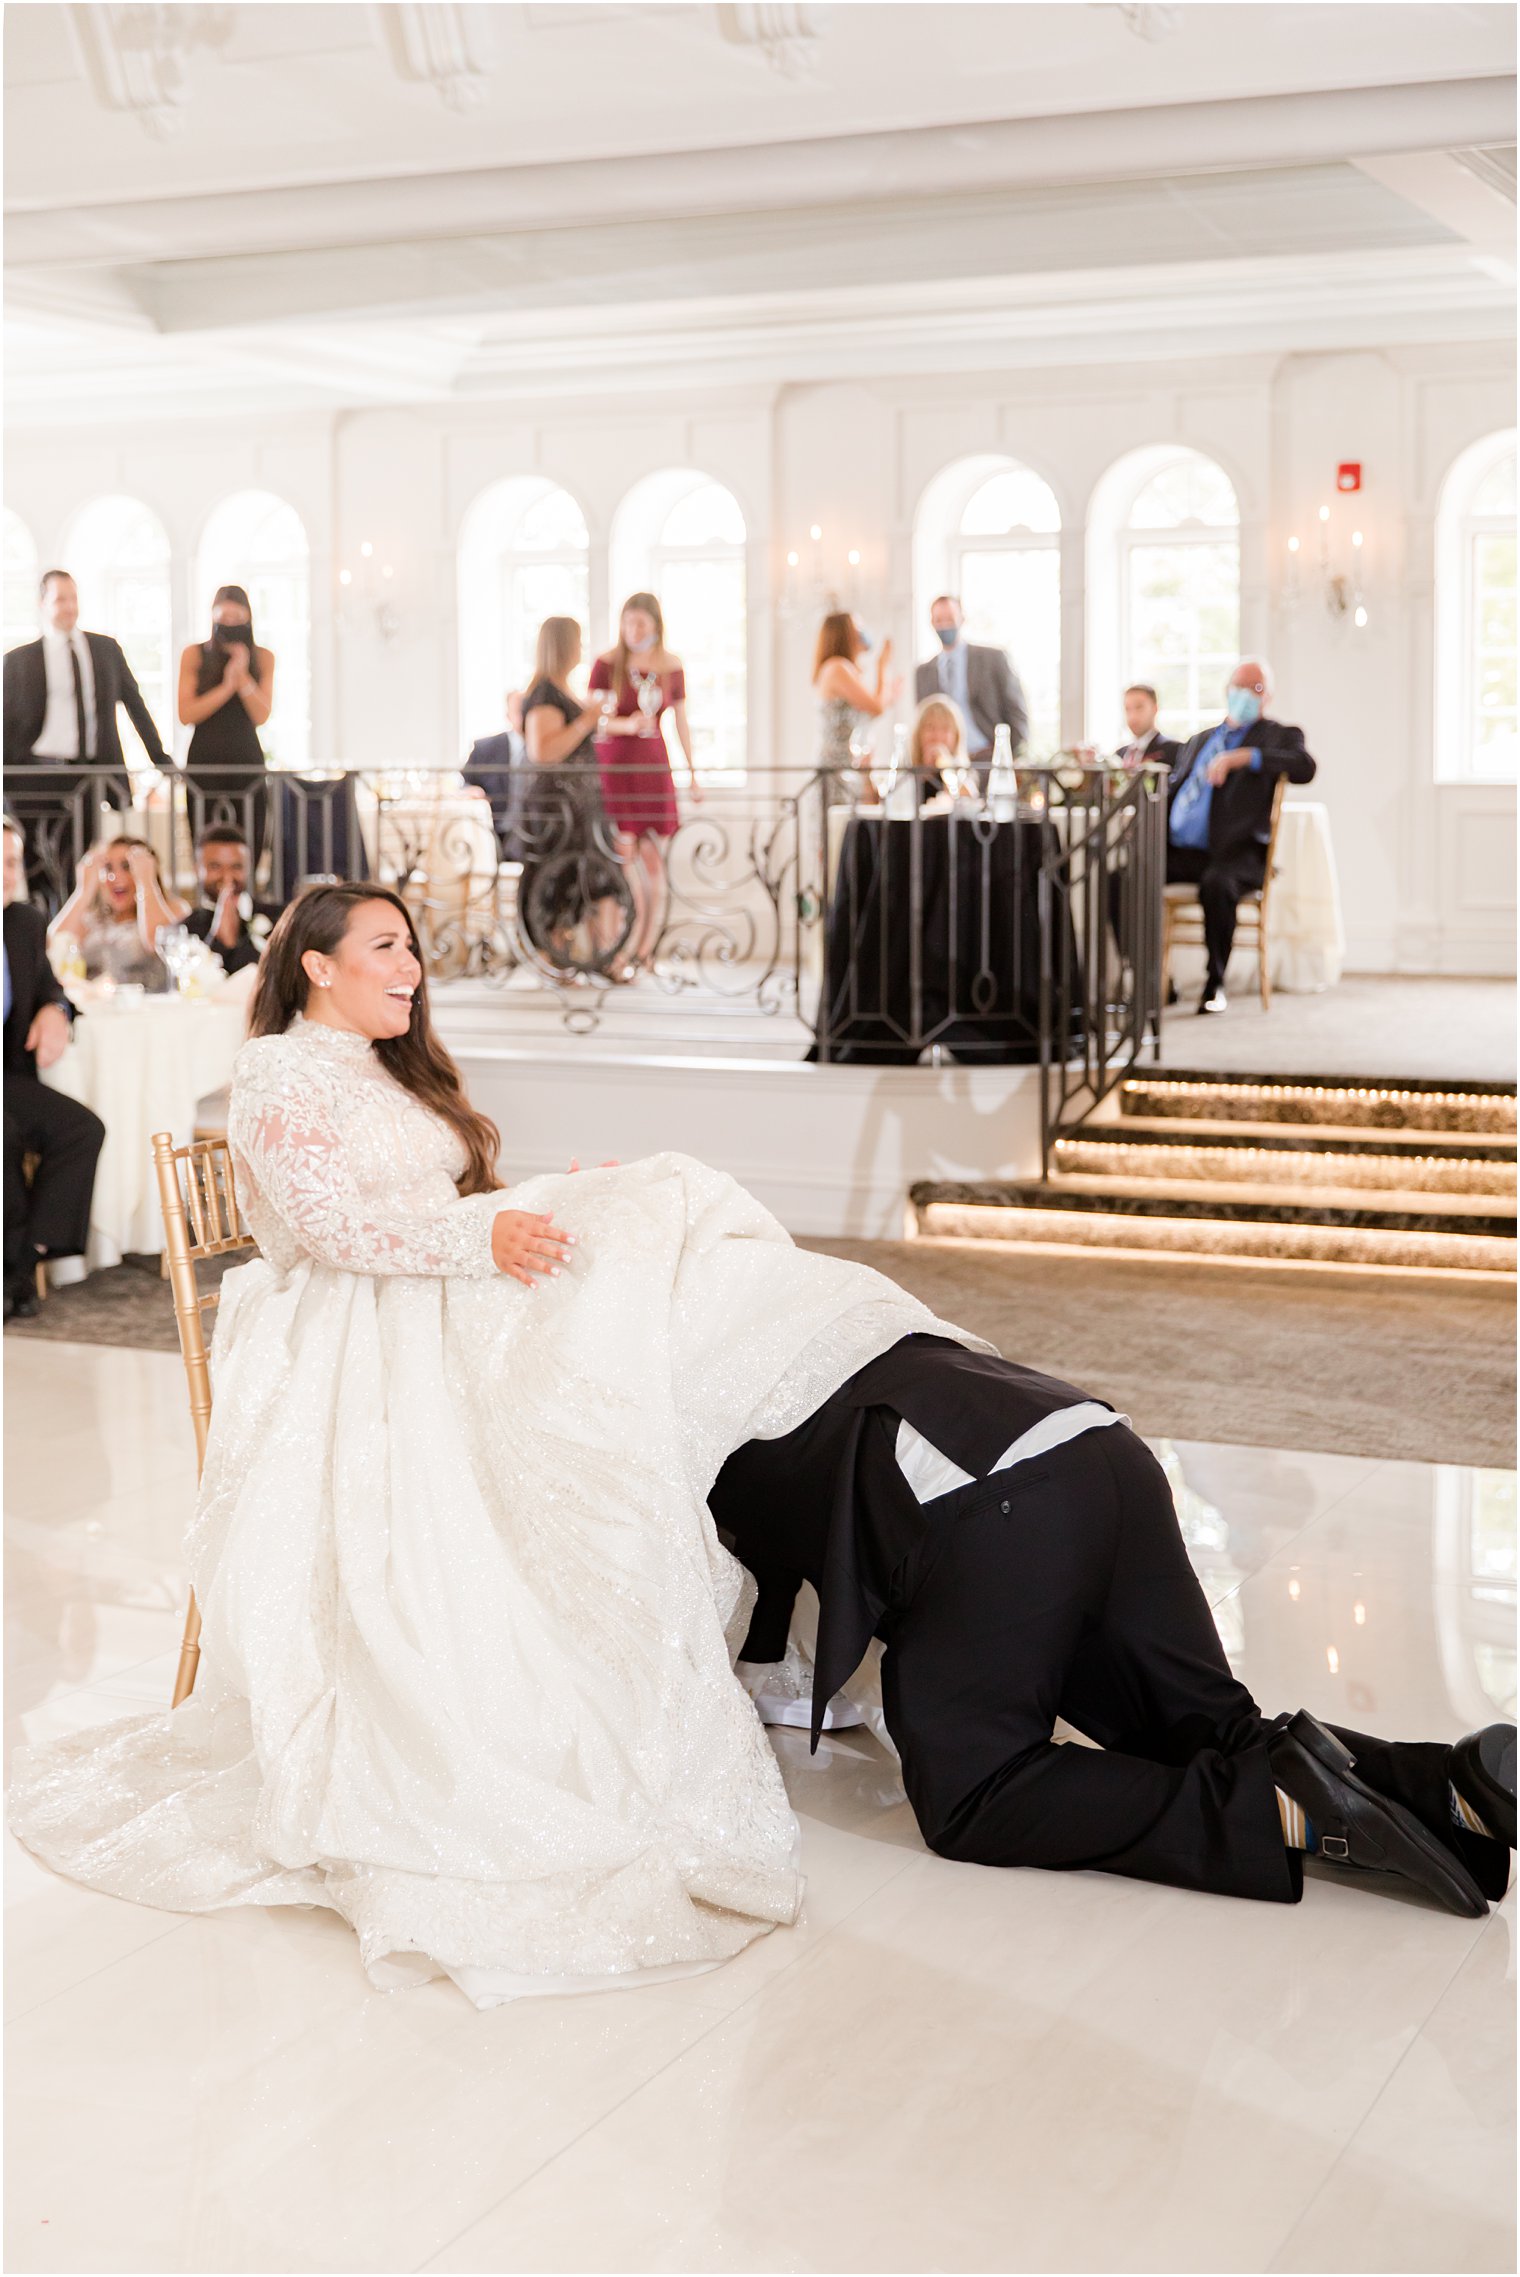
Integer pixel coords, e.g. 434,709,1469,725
4,900,73,1078
1167,716,1315,863
184,900,284,978
710,1334,1103,1745
3,633,168,771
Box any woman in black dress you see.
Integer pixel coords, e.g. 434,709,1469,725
177,584,274,858
518,618,631,976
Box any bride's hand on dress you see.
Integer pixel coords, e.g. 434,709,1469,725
567,1158,619,1172
490,1209,575,1287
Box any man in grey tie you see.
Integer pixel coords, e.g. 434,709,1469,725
2,569,168,903
914,596,1029,778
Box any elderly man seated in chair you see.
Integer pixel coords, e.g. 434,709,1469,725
1166,658,1315,1014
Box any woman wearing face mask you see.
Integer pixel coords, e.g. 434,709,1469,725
178,584,275,860
813,612,903,804
48,833,189,992
588,594,698,971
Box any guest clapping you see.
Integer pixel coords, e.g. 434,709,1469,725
183,825,284,978
813,612,902,802
48,834,188,992
178,585,274,854
590,594,698,969
916,596,1028,772
3,818,103,1320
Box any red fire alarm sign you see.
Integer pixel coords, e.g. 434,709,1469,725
1337,463,1362,492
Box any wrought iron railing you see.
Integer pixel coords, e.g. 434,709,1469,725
3,756,1165,1164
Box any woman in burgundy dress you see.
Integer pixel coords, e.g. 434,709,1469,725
589,593,701,970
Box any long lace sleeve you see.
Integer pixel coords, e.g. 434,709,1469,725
228,1042,501,1278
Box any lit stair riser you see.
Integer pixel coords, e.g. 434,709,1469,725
915,1203,1516,1275
1055,1139,1517,1198
1120,1079,1516,1137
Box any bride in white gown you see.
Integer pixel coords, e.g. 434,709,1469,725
10,883,977,2006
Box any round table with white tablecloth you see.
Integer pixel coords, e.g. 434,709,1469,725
1269,801,1345,992
42,982,252,1271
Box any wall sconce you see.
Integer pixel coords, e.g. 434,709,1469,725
338,539,403,645
779,524,863,620
1284,502,1368,627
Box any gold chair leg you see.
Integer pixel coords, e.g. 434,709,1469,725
171,1588,202,1707
1259,921,1272,1012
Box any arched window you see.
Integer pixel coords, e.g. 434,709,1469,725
1436,431,1517,785
458,478,590,746
914,455,1061,753
62,495,174,752
3,510,39,657
1117,449,1240,743
610,471,747,776
197,490,311,770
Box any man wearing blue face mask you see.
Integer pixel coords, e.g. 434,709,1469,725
915,596,1028,780
1165,657,1316,1012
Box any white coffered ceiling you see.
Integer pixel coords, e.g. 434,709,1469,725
4,1,1515,423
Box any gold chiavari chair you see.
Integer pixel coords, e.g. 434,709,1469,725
150,1130,256,1708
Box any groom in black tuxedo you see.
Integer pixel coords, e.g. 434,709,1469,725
711,1336,1515,1916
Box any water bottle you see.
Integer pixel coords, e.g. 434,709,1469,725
986,722,1018,822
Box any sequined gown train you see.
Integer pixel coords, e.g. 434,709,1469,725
9,1016,974,2005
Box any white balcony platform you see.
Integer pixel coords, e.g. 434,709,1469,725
431,976,1044,1239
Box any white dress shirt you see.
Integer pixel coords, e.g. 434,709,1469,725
32,629,99,760
894,1404,1123,1504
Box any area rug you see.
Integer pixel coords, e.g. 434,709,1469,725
9,1240,1513,1469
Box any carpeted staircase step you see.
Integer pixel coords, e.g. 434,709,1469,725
1119,1071,1516,1136
1056,1124,1517,1198
909,1179,1517,1275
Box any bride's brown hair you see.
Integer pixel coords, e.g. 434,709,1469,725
249,883,502,1196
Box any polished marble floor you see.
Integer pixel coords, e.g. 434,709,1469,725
4,1338,1515,2275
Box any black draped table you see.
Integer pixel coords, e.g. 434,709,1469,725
812,807,1082,1065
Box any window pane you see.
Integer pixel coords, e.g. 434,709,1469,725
959,467,1060,538
1130,456,1238,531
1471,530,1518,779
958,547,1060,752
508,561,591,690
661,481,745,549
69,499,173,754
659,554,747,775
516,487,588,550
1127,538,1240,740
1473,452,1517,519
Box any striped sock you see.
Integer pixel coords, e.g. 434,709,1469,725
1277,1787,1317,1851
1450,1782,1494,1839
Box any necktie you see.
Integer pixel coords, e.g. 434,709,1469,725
69,641,90,762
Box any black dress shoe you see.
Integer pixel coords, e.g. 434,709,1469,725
1269,1711,1488,1917
3,1284,38,1323
1451,1724,1517,1850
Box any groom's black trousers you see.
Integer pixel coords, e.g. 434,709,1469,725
879,1423,1300,1902
716,1348,1485,1904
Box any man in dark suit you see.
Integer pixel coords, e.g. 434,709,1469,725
3,569,170,904
711,1333,1515,1917
182,825,284,979
1165,657,1315,1013
2,817,104,1320
1114,682,1179,771
915,597,1029,769
461,691,528,863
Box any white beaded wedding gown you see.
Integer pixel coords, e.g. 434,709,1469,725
10,1016,975,2005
